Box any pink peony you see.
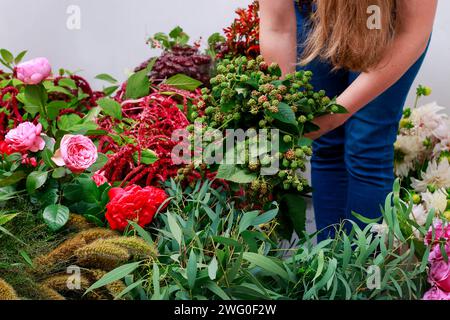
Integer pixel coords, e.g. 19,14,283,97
15,57,51,85
423,286,450,300
425,220,450,246
92,171,110,186
52,135,98,173
429,260,450,292
5,122,46,153
429,242,450,263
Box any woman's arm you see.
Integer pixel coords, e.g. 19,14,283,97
259,0,298,75
307,0,438,140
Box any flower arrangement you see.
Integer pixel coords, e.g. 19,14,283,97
393,86,450,239
0,2,448,302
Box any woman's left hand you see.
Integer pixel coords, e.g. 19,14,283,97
304,113,350,140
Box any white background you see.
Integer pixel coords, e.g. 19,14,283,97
0,0,449,111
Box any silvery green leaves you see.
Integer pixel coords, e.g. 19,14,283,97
88,179,286,300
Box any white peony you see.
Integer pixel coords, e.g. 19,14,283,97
422,188,448,214
394,135,426,177
410,102,448,140
411,158,450,192
409,204,428,226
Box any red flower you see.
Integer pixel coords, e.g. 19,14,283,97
0,140,13,155
105,184,168,231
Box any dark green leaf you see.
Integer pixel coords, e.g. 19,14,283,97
42,204,70,231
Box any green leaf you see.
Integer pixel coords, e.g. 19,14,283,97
0,171,26,187
167,212,183,246
0,213,18,226
85,261,141,294
297,137,313,147
152,262,161,299
279,193,307,238
95,73,118,84
41,149,56,168
87,153,109,173
208,257,218,280
133,149,158,165
252,208,279,226
19,250,34,267
204,281,230,300
46,101,68,120
52,167,67,179
238,210,259,234
266,102,297,125
187,250,197,290
351,211,382,224
103,86,119,96
26,171,48,193
14,50,27,64
97,97,122,120
165,74,202,91
58,78,77,89
127,221,154,245
24,84,47,108
216,165,257,184
23,105,41,116
125,69,150,99
42,204,70,231
242,253,290,281
0,49,14,64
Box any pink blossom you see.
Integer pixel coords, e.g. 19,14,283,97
15,57,51,85
429,260,450,292
429,242,450,263
52,135,98,174
5,122,46,153
92,171,109,186
425,220,450,246
21,154,38,167
423,286,450,300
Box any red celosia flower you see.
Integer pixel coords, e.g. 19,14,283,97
105,184,168,231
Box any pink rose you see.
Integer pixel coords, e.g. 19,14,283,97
15,57,51,85
92,171,109,187
423,286,450,300
52,135,98,173
5,122,46,153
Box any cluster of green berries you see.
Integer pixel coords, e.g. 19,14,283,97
200,55,335,129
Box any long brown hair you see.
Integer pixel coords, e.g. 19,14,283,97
300,0,398,72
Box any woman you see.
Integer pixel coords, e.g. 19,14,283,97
259,0,438,239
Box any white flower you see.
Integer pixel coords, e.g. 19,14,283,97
394,135,426,177
422,188,448,214
411,158,450,192
433,118,450,141
371,221,389,237
409,204,428,226
410,102,448,139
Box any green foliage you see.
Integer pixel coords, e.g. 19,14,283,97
150,26,190,50
164,74,202,91
88,179,285,300
88,179,428,300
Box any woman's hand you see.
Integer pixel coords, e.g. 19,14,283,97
304,113,350,140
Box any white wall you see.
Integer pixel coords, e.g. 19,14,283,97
0,0,449,110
